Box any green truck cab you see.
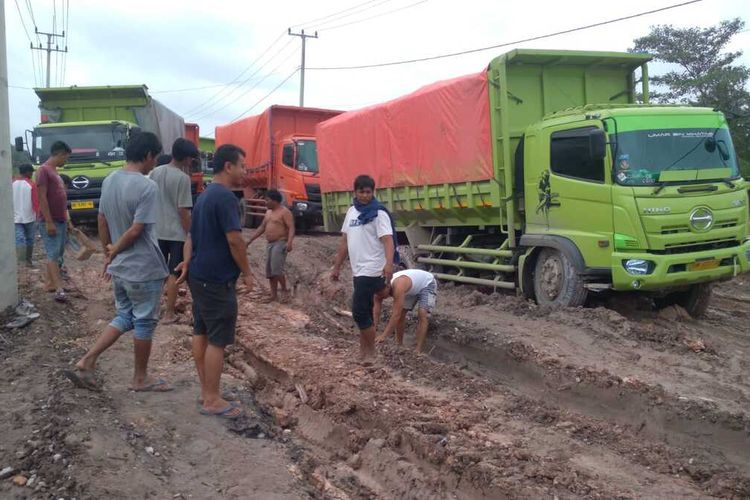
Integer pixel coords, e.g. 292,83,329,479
320,49,749,316
17,85,185,223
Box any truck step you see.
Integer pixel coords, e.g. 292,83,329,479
431,272,515,290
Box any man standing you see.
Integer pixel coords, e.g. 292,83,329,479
150,138,198,323
177,144,252,419
331,174,396,359
37,141,71,302
13,164,39,268
247,189,295,302
67,132,171,392
375,269,438,353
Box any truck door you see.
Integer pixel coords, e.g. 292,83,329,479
535,125,613,270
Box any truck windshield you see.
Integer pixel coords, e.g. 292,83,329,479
295,140,319,173
33,125,126,165
614,127,739,186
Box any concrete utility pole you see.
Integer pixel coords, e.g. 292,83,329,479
0,0,19,310
31,28,66,88
288,28,318,107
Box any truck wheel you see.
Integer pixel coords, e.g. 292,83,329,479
657,284,712,318
533,248,587,308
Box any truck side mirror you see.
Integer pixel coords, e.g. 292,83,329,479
14,136,24,152
282,143,294,167
589,129,607,161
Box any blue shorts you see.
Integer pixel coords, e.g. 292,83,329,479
110,276,164,341
15,222,36,247
39,221,67,263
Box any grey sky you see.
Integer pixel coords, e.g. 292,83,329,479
5,0,749,142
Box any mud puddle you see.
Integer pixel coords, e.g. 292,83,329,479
427,329,750,473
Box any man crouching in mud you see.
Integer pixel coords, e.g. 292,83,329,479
331,174,397,359
376,268,438,353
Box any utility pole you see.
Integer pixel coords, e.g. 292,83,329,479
31,27,67,88
288,28,318,107
0,0,19,310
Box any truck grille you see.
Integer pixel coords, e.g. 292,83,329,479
649,238,740,255
305,183,321,203
660,219,738,235
66,177,103,201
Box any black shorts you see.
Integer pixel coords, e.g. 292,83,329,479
158,239,185,275
351,276,386,330
189,277,238,348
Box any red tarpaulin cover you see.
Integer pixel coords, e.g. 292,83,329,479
318,71,493,193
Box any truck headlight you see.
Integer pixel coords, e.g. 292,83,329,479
622,259,654,275
296,202,309,211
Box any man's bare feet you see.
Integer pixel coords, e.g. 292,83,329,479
201,397,243,419
130,377,173,392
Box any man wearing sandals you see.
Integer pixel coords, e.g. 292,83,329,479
67,132,171,392
177,144,253,419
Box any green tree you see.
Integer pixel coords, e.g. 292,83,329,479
631,19,750,176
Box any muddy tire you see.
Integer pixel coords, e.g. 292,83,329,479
533,248,587,308
657,284,712,318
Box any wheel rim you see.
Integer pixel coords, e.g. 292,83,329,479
539,254,563,301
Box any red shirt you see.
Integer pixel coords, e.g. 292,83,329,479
36,161,67,223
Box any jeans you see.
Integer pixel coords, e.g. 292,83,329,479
15,222,36,263
110,276,164,341
39,221,67,264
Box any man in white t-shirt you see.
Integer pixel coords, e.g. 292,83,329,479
376,269,437,353
13,164,39,267
331,174,395,359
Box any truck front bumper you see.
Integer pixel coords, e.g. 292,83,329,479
611,241,750,291
292,200,322,219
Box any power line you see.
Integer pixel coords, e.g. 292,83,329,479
152,83,229,94
183,32,287,117
190,39,298,120
289,0,379,29
61,0,69,85
193,46,300,121
25,0,43,79
13,0,39,86
318,0,427,32
310,0,393,30
229,67,302,124
309,0,705,70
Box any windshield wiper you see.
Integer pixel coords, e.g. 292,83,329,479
721,178,735,189
652,182,668,195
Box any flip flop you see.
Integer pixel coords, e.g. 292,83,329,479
199,403,244,420
5,315,34,329
131,378,173,392
62,369,101,391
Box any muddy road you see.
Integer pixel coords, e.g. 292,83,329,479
1,232,749,498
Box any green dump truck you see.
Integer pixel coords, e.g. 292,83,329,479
319,49,749,316
16,85,185,223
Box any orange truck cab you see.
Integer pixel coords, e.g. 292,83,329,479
215,105,341,227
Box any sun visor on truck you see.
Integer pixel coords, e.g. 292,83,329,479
318,71,493,193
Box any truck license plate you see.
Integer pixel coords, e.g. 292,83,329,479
71,201,94,210
688,259,719,271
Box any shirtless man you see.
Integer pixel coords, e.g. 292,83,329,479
248,189,295,301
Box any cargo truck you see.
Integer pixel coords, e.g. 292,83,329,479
15,85,187,223
215,105,341,227
319,49,750,317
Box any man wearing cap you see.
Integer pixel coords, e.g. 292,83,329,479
150,138,198,323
